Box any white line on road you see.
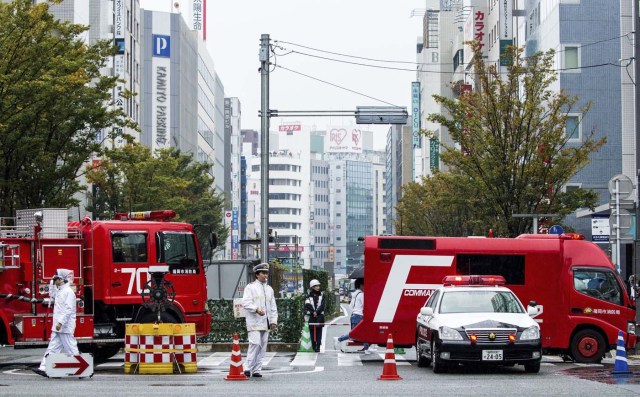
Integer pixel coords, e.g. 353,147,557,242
290,352,317,366
337,352,363,366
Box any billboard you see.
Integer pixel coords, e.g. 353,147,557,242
326,126,363,153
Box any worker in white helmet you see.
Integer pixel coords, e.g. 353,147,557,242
304,279,325,352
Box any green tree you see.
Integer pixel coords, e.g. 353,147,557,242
407,42,605,237
0,0,133,217
396,172,486,236
85,144,227,255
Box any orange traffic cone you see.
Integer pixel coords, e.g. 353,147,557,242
378,333,402,380
225,333,249,381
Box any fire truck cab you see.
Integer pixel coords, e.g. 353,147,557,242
0,208,212,362
349,234,637,363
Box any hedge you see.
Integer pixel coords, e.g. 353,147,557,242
199,270,340,344
199,296,304,343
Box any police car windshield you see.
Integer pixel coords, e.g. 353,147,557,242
439,290,524,314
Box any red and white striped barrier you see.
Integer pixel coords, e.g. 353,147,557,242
173,334,197,364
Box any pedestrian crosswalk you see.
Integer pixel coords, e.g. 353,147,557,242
98,350,412,370
98,351,602,370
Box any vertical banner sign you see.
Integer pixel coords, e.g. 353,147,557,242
411,82,421,148
151,13,171,150
464,7,487,61
224,211,232,259
224,98,231,138
499,0,513,66
429,138,439,171
231,207,239,260
192,0,203,32
113,0,126,132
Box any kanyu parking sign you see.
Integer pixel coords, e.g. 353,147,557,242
153,35,170,57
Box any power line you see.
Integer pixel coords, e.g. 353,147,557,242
277,33,632,62
275,40,428,65
274,64,403,108
283,48,454,74
281,47,621,75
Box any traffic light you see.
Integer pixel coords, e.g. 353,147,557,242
268,228,274,243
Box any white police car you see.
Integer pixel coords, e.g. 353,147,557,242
416,275,542,373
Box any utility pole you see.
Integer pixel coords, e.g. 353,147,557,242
259,34,270,263
633,0,640,331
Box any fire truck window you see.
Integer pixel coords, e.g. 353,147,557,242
111,233,148,263
456,254,525,285
574,269,622,306
158,232,199,274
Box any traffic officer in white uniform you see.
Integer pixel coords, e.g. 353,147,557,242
241,263,278,378
33,268,79,377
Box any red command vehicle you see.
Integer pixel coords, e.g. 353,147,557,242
350,234,637,363
0,208,212,362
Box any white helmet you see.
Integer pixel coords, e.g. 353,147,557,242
310,279,321,288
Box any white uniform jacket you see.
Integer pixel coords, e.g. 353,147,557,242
242,280,278,331
52,283,76,334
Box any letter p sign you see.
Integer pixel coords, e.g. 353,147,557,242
153,35,170,57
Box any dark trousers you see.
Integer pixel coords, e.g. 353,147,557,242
310,324,323,352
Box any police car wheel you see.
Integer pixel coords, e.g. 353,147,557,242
416,342,430,368
431,340,447,373
524,361,540,373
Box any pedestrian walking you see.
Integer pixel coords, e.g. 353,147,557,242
305,279,325,352
241,263,278,377
33,268,79,377
334,278,375,353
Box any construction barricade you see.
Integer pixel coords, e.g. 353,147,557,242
124,323,198,374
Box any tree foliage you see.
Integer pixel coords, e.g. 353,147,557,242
85,144,228,257
396,172,487,236
0,0,133,216
398,42,605,237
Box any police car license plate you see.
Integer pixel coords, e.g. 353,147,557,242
482,350,503,361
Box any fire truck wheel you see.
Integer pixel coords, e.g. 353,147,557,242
570,329,605,364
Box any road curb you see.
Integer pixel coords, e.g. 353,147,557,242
198,342,298,353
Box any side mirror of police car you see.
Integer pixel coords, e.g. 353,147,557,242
420,307,434,317
527,301,538,317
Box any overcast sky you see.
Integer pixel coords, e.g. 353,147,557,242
140,0,425,150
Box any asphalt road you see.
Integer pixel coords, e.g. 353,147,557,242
1,309,640,396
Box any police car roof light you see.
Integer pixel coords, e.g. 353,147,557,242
442,275,506,286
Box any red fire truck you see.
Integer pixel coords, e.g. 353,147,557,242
350,233,637,363
0,208,212,362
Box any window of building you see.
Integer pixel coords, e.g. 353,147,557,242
563,183,581,192
562,46,580,72
565,115,581,141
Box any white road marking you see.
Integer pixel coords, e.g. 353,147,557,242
290,352,317,366
337,352,363,366
198,352,230,367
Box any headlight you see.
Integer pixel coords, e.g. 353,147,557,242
440,326,463,341
520,326,540,341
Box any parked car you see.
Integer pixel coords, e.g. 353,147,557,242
415,275,542,373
